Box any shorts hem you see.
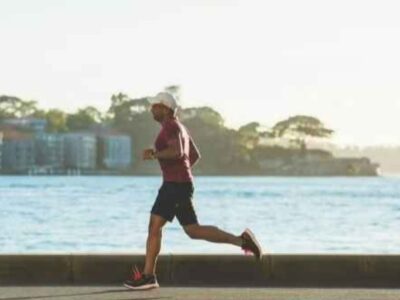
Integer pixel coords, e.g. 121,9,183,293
150,211,173,223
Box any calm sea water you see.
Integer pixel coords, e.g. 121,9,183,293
0,176,399,254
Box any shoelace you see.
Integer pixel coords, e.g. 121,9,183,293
132,265,142,281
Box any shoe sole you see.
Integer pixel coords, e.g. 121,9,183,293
244,228,263,260
123,283,159,290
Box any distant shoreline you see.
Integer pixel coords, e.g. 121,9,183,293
0,173,382,177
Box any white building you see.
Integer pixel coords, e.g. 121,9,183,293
63,133,97,169
99,135,132,169
35,133,64,168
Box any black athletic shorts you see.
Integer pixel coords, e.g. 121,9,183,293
151,181,198,226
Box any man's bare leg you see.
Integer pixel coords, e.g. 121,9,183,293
143,214,167,275
183,224,242,246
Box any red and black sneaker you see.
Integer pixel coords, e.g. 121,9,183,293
241,228,263,260
123,265,159,290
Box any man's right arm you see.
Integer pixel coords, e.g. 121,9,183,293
189,137,201,167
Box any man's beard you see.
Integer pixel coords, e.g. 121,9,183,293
153,114,163,122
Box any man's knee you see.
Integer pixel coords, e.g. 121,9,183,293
148,223,162,237
148,218,164,237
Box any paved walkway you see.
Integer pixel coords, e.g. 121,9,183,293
0,287,400,300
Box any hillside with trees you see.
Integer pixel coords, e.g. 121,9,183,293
0,88,381,176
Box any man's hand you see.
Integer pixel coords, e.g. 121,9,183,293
142,148,155,160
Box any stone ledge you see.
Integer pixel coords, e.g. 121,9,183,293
0,254,399,287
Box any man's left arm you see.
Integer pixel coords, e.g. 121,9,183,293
188,137,201,167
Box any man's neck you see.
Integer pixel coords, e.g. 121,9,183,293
161,115,176,125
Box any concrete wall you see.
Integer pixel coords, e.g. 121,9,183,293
1,254,399,287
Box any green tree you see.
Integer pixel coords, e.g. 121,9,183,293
238,122,261,149
18,100,38,117
66,106,103,131
46,109,68,132
107,94,158,168
0,96,39,119
108,93,130,115
0,95,19,120
108,93,151,127
181,106,224,127
31,109,47,119
272,115,334,150
181,107,257,174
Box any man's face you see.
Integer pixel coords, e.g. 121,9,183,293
150,103,167,122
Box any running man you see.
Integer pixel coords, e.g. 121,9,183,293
123,92,262,290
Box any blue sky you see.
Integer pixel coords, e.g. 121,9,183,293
1,0,400,145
